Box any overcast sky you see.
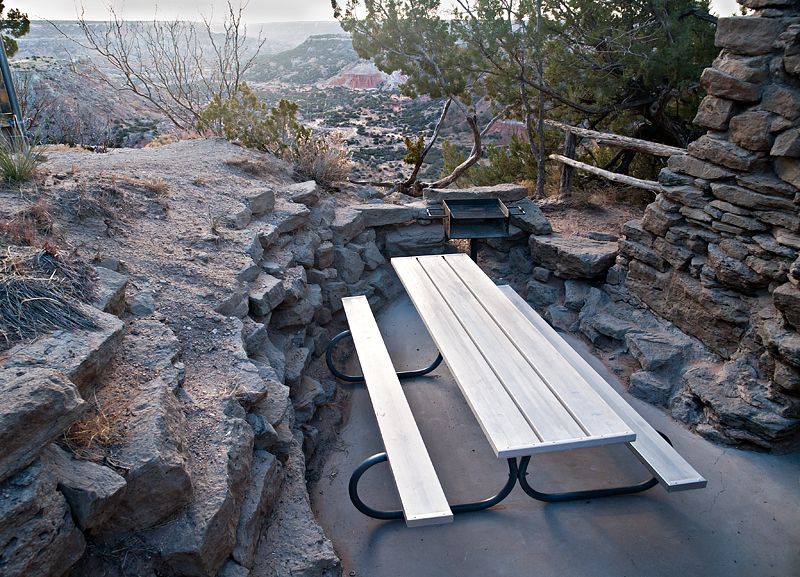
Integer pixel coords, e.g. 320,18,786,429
11,0,741,23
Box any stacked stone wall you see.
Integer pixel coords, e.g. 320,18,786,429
619,1,800,449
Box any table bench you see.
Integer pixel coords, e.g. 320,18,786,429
327,253,706,526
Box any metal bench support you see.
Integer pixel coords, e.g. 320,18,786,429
349,453,519,521
326,329,443,383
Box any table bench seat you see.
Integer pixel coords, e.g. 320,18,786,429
498,285,706,492
341,295,454,527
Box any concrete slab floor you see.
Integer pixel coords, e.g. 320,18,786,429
311,294,800,577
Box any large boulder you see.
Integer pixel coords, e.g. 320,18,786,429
529,235,618,279
143,397,254,577
0,462,86,577
423,183,528,203
506,198,552,234
0,367,85,483
384,222,446,257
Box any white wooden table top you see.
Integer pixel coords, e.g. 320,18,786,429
392,253,636,458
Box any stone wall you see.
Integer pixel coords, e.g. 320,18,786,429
618,2,800,450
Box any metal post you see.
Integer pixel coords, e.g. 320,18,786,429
0,39,24,138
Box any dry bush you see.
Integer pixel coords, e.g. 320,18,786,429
56,177,129,221
292,131,353,187
0,199,63,248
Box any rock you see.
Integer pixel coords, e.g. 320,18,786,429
622,219,655,246
667,154,735,180
761,84,800,120
578,305,637,343
629,371,673,408
351,203,413,226
384,222,446,257
333,247,365,284
771,128,800,157
728,111,775,151
641,204,684,236
286,181,321,206
625,263,750,358
707,243,770,294
544,305,577,332
564,280,591,312
292,376,328,425
257,224,280,248
700,68,761,102
121,319,182,392
713,52,769,83
684,361,800,445
0,462,85,577
533,266,550,283
251,440,340,577
93,266,127,318
773,282,800,329
754,209,800,232
0,306,121,394
244,187,275,217
271,285,322,329
774,156,800,189
509,245,533,274
280,267,308,307
529,235,618,279
715,16,784,56
95,376,191,533
688,135,764,172
218,559,251,577
693,95,736,130
662,184,713,208
753,233,798,259
525,279,561,309
423,183,528,203
269,199,311,234
358,241,383,270
0,368,85,483
711,182,797,211
232,450,283,570
237,262,261,283
144,397,253,577
221,203,252,230
284,347,311,391
506,198,552,234
216,286,249,318
314,241,335,269
330,207,365,246
249,273,286,316
626,332,689,372
322,281,348,312
39,444,126,532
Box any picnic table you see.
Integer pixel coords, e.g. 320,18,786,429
327,253,706,527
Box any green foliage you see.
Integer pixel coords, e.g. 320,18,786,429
0,127,44,184
441,135,538,187
0,2,29,58
403,135,425,166
198,83,352,186
198,83,308,158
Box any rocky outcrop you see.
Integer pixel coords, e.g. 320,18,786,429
0,368,85,483
616,6,800,449
0,462,86,577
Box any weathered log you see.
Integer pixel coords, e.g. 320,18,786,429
549,154,662,192
545,119,687,157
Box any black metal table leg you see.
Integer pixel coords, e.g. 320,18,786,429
348,453,519,522
326,329,443,383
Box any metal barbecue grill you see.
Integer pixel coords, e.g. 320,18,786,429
428,198,524,261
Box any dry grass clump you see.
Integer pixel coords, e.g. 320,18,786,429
62,357,156,463
0,244,96,350
292,131,353,187
0,128,46,184
56,176,129,221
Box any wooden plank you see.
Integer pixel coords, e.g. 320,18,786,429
342,296,453,526
416,255,589,443
498,285,707,492
443,254,635,444
391,257,542,457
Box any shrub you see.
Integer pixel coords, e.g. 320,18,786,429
291,131,352,187
0,127,45,184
